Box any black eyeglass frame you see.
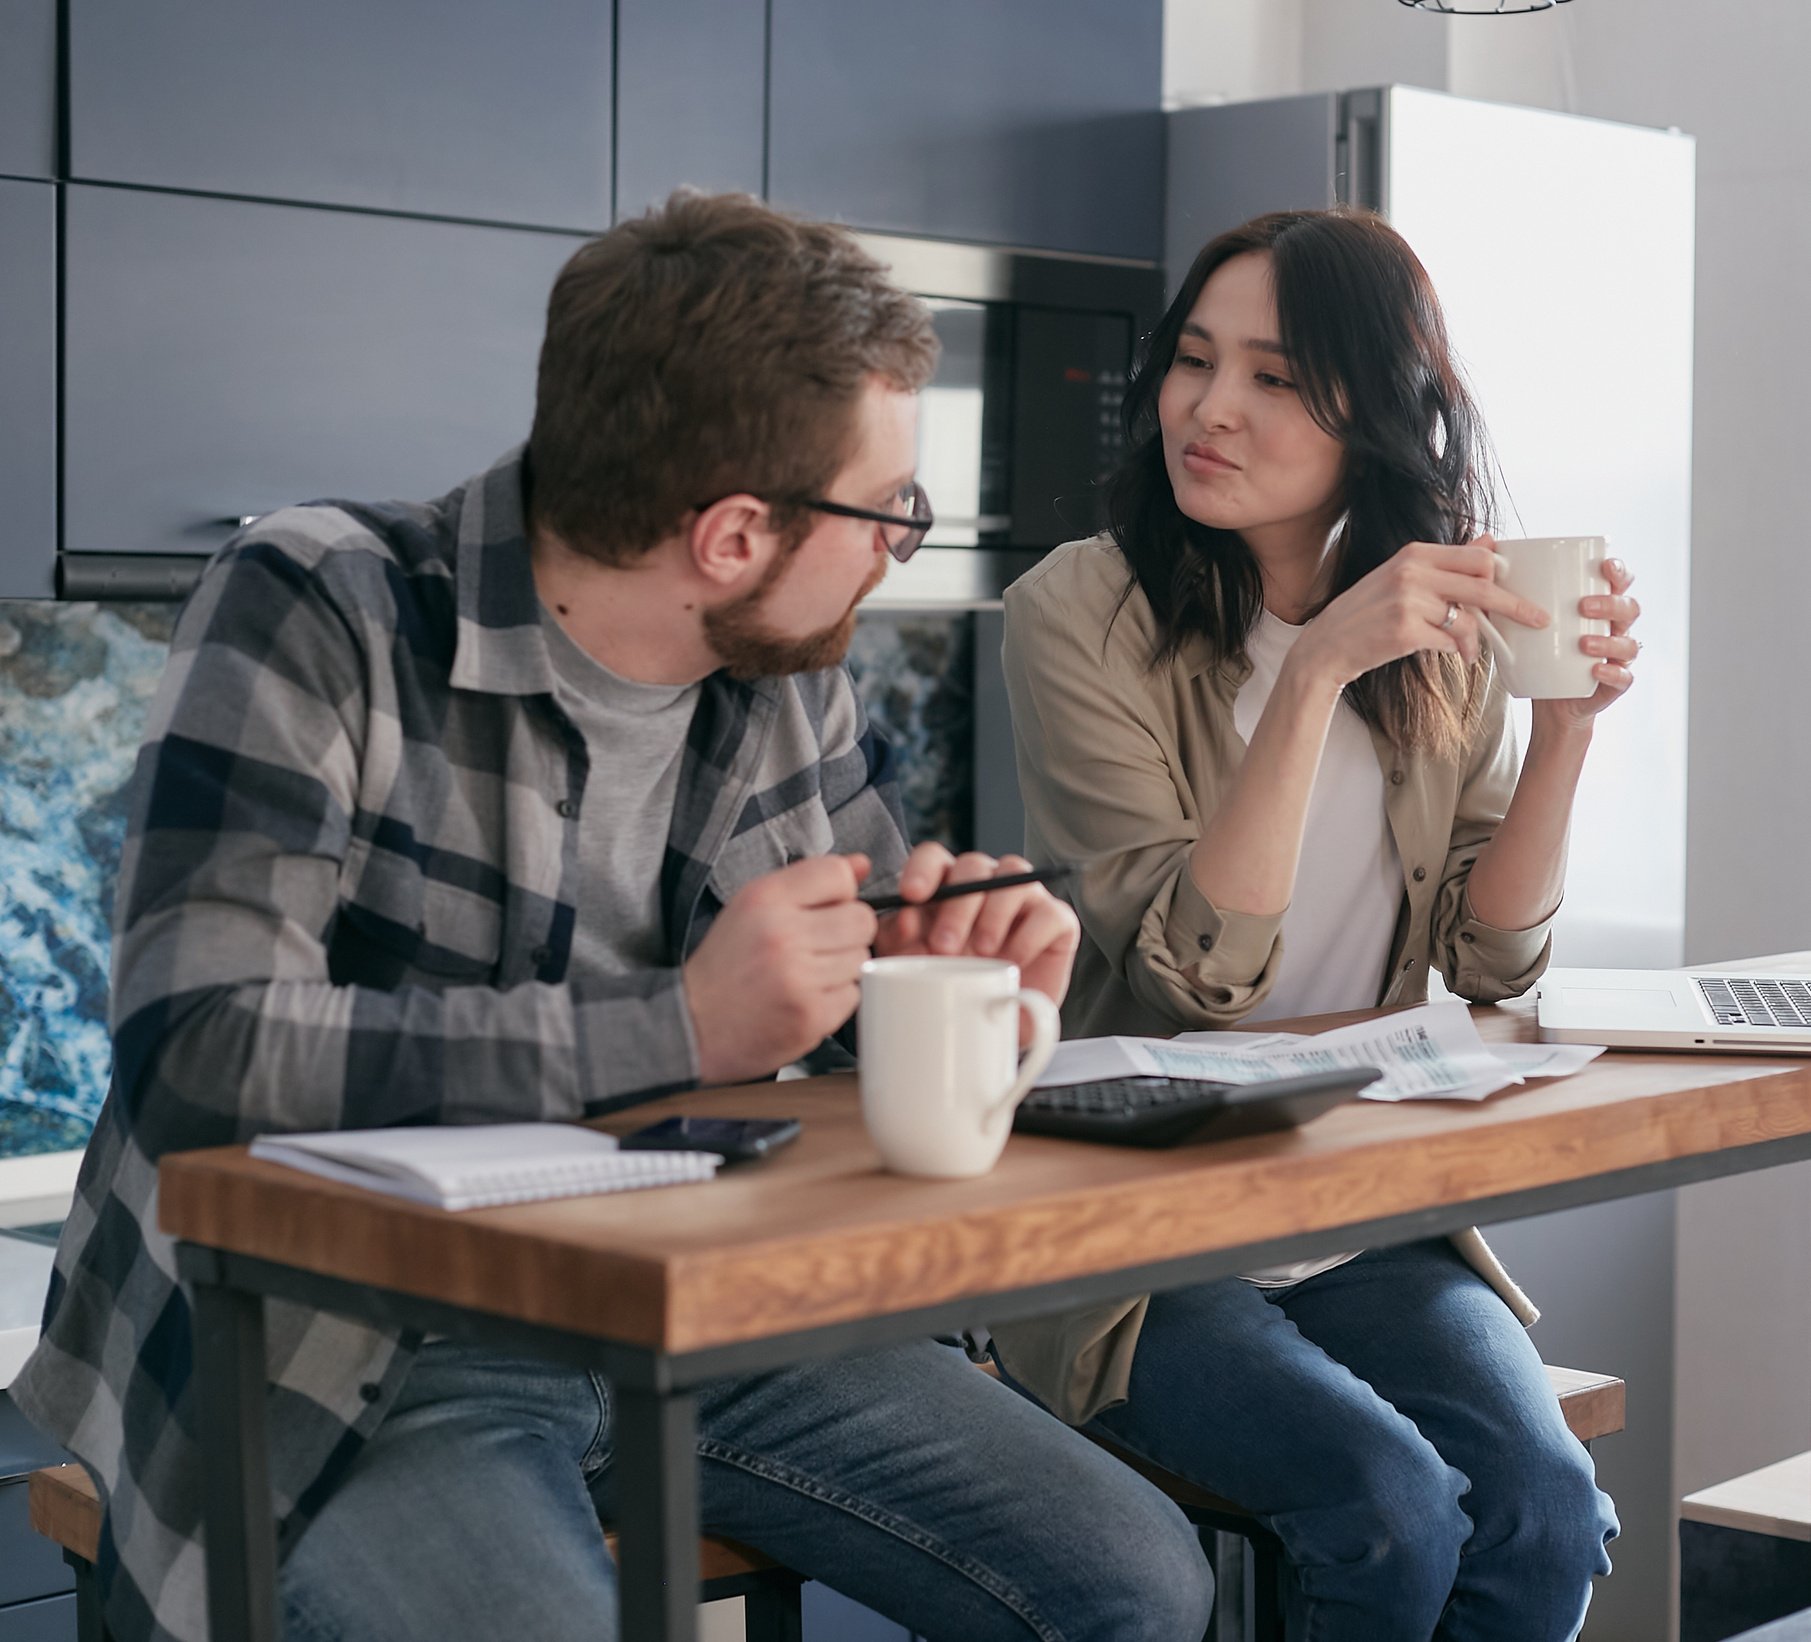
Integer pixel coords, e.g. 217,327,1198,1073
791,481,935,563
689,482,935,563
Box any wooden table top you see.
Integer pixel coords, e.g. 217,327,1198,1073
159,998,1811,1357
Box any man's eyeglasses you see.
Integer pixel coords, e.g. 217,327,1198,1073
691,482,935,564
796,481,934,563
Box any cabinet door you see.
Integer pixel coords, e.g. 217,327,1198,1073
767,0,1162,258
0,0,56,180
614,0,766,220
68,0,613,229
63,186,586,558
0,180,56,596
0,1593,76,1642
0,1481,72,1608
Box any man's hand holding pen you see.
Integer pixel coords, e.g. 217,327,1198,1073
870,845,1081,1027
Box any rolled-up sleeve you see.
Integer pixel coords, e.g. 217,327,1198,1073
1002,570,1283,1029
1432,678,1554,1001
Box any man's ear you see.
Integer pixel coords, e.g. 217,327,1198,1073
689,495,780,592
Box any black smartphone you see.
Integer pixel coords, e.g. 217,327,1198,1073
618,1116,802,1165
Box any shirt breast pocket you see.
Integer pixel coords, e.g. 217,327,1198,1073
337,847,503,982
705,806,838,907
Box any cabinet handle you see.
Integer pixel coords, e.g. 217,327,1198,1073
58,554,207,602
212,514,266,529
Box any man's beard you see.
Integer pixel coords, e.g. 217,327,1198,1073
704,554,888,680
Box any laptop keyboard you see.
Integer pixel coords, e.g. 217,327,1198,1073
1695,975,1811,1029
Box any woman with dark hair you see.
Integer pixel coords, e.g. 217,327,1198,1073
991,208,1631,1638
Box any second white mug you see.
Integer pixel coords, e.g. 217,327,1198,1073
857,956,1060,1179
1477,535,1613,700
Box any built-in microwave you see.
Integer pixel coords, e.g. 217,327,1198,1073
853,234,1163,608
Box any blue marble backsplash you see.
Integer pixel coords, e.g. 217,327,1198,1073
0,602,176,1160
0,601,976,1162
845,611,974,858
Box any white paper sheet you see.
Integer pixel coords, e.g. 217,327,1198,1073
1038,1002,1607,1104
1489,1041,1607,1078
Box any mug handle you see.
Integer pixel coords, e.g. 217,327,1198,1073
983,989,1062,1126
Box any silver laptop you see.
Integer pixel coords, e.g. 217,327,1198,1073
1536,967,1811,1051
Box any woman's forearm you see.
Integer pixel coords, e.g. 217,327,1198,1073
1465,716,1594,930
1187,655,1343,916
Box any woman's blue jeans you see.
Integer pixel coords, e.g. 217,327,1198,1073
277,1336,1214,1642
1083,1239,1619,1642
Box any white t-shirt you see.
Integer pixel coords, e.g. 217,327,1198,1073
1230,609,1402,1285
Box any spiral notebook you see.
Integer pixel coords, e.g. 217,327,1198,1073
249,1122,720,1210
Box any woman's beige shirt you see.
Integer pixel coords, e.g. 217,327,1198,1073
990,538,1552,1425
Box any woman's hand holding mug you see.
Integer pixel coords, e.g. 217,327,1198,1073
1287,537,1548,691
1285,535,1640,723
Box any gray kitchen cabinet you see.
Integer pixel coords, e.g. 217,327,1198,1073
0,1479,71,1611
614,0,766,220
67,0,613,230
802,1582,911,1641
766,0,1162,258
0,1472,70,1610
0,0,57,180
63,185,586,560
0,1594,74,1642
0,1394,75,1626
0,179,56,596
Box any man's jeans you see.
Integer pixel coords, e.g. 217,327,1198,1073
279,1337,1215,1642
1084,1240,1620,1642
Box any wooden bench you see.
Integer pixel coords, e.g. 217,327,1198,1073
1680,1450,1811,1642
30,1364,1623,1642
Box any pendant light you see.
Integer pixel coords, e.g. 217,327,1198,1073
1397,0,1572,12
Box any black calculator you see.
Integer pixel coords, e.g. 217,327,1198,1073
1012,1066,1380,1148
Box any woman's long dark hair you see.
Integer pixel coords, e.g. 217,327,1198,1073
1108,208,1492,759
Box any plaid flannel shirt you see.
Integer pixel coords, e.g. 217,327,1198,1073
13,448,911,1642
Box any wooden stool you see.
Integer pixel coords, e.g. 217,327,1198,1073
1681,1451,1811,1642
27,1462,805,1642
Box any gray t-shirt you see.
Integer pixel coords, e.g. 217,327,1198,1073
541,605,701,979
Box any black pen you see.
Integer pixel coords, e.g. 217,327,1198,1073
862,862,1078,914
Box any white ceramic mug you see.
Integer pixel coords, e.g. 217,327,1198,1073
857,956,1061,1179
1475,536,1613,700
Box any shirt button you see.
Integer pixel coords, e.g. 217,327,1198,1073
557,799,577,819
1460,931,1476,944
531,945,554,967
1390,769,1405,786
1401,959,1414,973
1412,866,1427,882
359,1382,382,1404
1197,934,1214,953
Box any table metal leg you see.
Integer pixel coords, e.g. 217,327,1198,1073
191,1279,281,1642
614,1382,701,1642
